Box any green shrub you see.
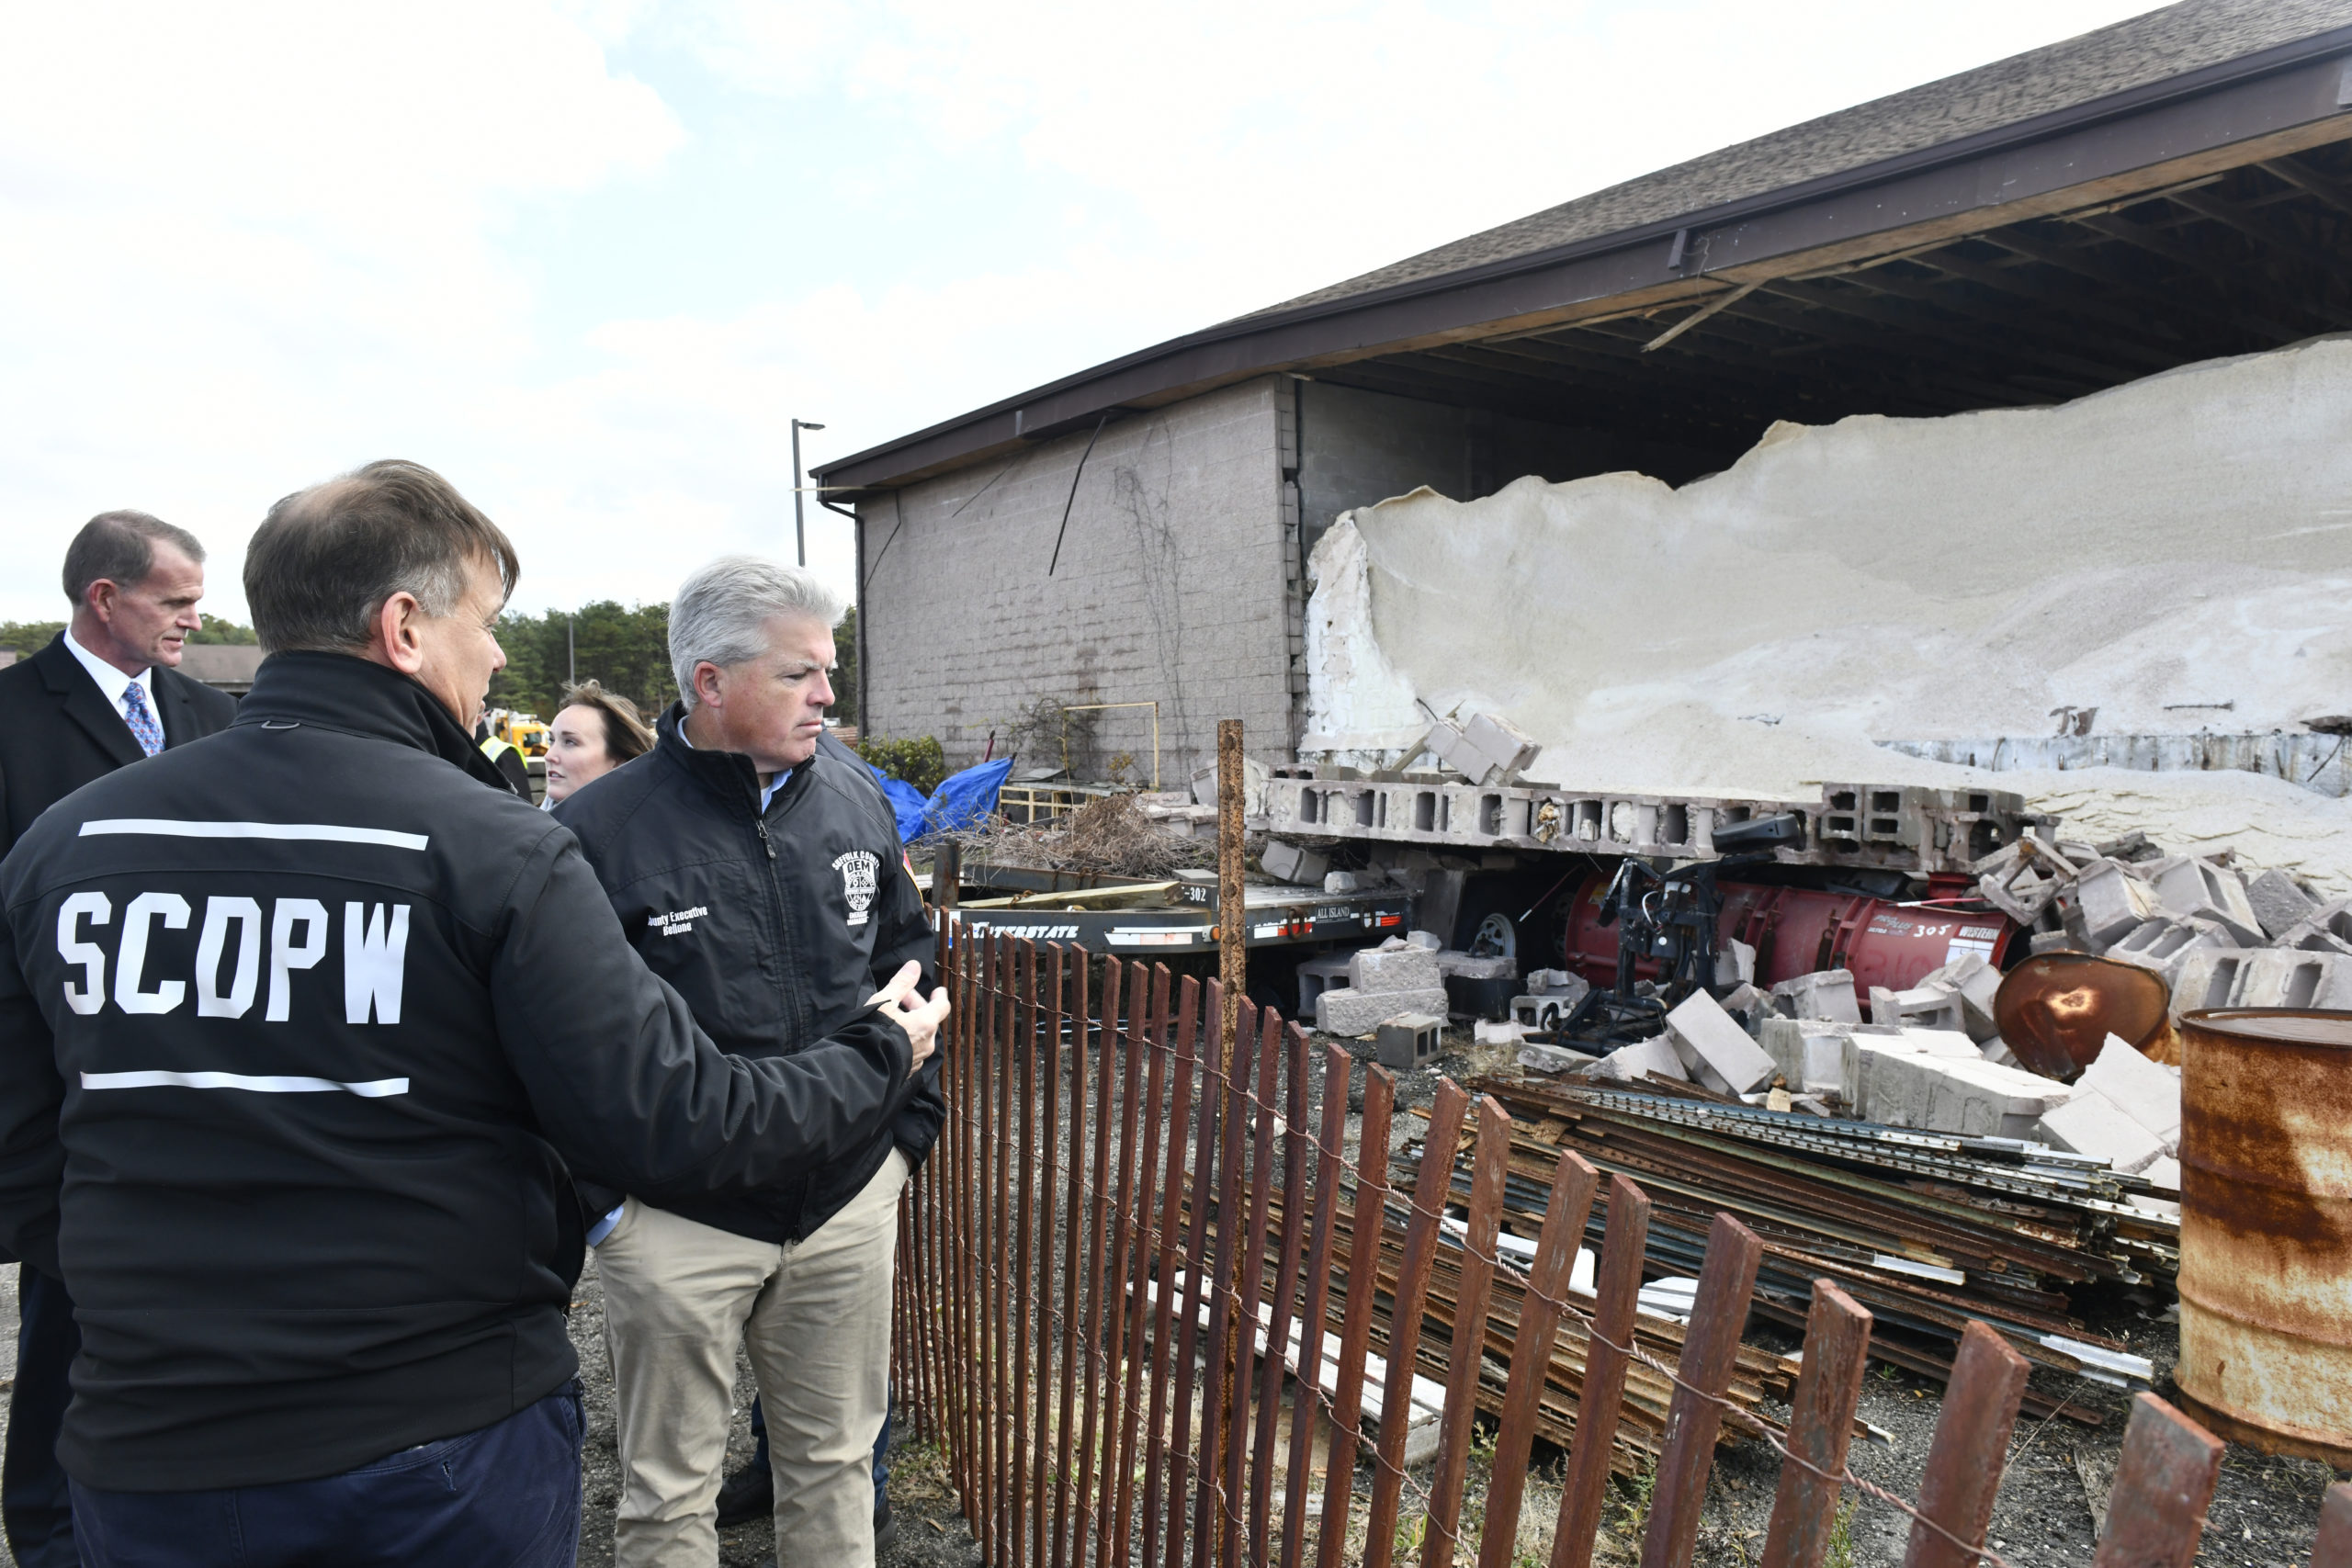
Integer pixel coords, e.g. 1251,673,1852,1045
859,735,947,795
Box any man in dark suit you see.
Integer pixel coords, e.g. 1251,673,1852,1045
0,510,236,1567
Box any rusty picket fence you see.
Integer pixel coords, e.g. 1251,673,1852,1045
892,928,2346,1568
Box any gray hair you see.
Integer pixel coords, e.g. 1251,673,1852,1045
669,555,844,706
62,511,206,605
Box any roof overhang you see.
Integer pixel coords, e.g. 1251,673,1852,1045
816,27,2352,499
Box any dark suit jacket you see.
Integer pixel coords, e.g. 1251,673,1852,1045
0,633,241,860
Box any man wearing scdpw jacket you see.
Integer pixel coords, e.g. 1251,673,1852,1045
555,556,944,1568
0,460,948,1568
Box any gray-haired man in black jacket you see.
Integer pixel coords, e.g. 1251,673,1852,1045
0,461,946,1568
555,554,943,1568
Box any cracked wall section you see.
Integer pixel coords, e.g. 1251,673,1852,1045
858,377,1293,783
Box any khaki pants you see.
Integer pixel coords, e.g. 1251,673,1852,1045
598,1151,908,1568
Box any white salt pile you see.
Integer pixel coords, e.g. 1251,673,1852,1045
1302,334,2352,891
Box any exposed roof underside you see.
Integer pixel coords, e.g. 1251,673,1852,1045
1316,143,2352,471
816,0,2352,498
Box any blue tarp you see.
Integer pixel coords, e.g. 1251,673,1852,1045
870,767,931,843
923,757,1013,838
869,756,1012,843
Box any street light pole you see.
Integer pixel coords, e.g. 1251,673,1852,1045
791,418,827,568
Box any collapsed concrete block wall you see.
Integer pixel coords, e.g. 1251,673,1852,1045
857,378,1295,780
1302,336,2352,890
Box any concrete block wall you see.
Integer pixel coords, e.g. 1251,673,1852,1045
857,378,1295,780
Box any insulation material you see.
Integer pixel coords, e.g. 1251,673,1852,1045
1303,336,2352,891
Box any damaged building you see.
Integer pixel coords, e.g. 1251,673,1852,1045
820,0,2352,802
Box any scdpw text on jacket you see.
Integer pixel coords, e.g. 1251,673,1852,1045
0,652,918,1492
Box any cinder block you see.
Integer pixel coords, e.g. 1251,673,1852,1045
1375,1013,1442,1071
1510,990,1588,1032
2148,857,2265,946
1589,1034,1688,1084
1888,1028,1983,1058
1460,711,1541,782
1902,1056,2074,1138
2168,949,2250,1018
2104,916,2237,987
1759,1017,1843,1095
1980,1036,2024,1069
2247,869,2318,941
1973,838,2075,923
1349,944,1442,995
1436,951,1518,982
2223,948,2352,1011
1324,871,1360,894
1839,1029,1979,1115
1770,969,1862,1023
1719,982,1767,1019
1405,929,1444,951
1296,952,1353,1020
1524,968,1582,995
1664,990,1776,1094
1869,984,1965,1033
1261,840,1330,886
2079,1034,2180,1154
1516,1043,1598,1076
2035,1091,2166,1175
1920,953,2002,1042
1713,939,1757,989
2278,897,2352,957
1316,986,1450,1037
1473,1018,1526,1046
2063,860,2160,951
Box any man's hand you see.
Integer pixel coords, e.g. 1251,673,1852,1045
866,960,951,1068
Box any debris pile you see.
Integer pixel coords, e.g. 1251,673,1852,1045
941,792,1219,879
1442,1078,2175,1420
1309,932,1450,1037
1301,1190,1804,1469
1995,831,2352,1014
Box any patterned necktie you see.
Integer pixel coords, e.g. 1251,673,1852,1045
121,680,164,758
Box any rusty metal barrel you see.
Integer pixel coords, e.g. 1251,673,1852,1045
2175,1008,2352,1465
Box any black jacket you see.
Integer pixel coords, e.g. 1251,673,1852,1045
0,653,916,1491
0,633,239,858
554,705,942,1245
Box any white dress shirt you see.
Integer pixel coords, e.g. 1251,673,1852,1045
63,627,158,729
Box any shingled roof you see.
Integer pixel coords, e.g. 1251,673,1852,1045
1245,0,2352,319
817,0,2352,496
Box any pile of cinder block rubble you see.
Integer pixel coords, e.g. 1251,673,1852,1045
1518,956,2184,1190
1981,830,2349,1013
1298,931,1517,1060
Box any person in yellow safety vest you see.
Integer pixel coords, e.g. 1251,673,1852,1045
473,705,534,800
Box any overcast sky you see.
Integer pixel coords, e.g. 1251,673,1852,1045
1,0,2166,625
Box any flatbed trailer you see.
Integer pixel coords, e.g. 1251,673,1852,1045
936,863,1410,957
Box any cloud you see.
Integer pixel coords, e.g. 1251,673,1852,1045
0,0,2165,626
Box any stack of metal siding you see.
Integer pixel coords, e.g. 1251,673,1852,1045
1405,1079,2177,1422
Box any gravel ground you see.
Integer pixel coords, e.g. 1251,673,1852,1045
569,1252,982,1568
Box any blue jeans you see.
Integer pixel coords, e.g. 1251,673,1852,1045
70,1382,583,1568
